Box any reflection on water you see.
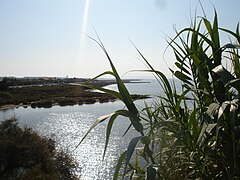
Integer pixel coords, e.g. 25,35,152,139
0,80,164,179
33,107,137,179
0,101,137,179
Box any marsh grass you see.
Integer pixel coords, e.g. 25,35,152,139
0,84,115,108
78,11,240,179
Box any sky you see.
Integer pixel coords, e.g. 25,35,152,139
0,0,239,78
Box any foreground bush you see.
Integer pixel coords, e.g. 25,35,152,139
0,118,78,179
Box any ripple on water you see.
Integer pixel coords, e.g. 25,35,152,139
30,110,135,179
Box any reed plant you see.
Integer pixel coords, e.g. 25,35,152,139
78,11,240,179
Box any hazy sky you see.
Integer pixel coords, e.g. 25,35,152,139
0,0,239,78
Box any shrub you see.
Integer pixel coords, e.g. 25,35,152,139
0,118,78,179
0,92,14,105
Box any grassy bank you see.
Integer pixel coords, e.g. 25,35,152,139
0,84,116,108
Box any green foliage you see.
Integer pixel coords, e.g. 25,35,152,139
0,84,115,107
0,78,9,91
79,10,240,179
154,12,239,179
0,92,14,105
0,118,78,179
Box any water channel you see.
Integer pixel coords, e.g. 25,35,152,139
0,80,161,179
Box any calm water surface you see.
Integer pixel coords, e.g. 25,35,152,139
0,80,164,179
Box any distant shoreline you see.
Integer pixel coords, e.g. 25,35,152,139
0,78,148,110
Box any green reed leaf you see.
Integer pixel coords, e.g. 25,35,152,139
89,33,139,117
85,84,122,99
113,151,127,180
212,65,234,84
213,10,220,47
174,71,193,85
103,113,118,159
206,103,220,117
75,113,114,149
197,122,207,146
189,108,199,139
230,100,238,170
82,70,123,100
115,110,143,133
124,136,142,177
203,18,213,39
146,165,157,180
175,62,190,75
220,25,240,44
226,79,240,91
175,89,190,112
218,101,230,120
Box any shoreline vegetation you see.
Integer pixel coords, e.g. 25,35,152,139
0,118,78,179
0,77,146,110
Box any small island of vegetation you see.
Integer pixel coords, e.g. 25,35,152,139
0,77,139,109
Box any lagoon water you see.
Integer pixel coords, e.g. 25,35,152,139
0,79,163,179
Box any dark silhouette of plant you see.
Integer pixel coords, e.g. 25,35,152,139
0,118,78,179
0,92,14,105
0,78,9,91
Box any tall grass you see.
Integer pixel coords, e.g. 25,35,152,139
78,11,240,179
